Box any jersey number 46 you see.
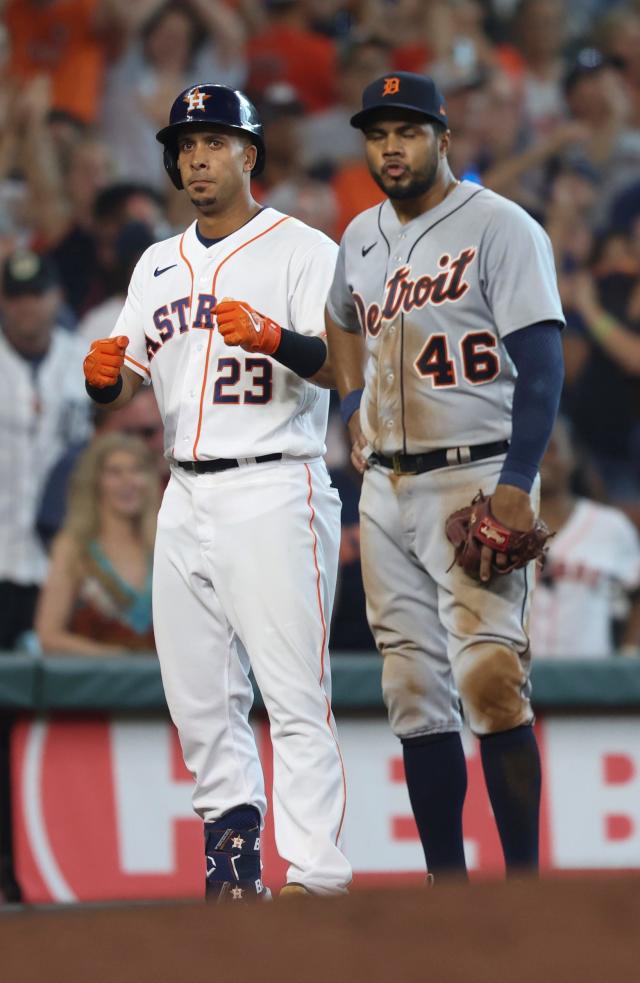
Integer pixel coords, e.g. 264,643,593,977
415,330,500,387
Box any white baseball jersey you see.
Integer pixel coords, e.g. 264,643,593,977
327,180,565,454
0,328,91,585
111,207,337,461
530,500,640,659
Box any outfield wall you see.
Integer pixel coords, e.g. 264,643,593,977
1,655,639,901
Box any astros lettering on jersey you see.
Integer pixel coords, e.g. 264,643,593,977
112,207,337,462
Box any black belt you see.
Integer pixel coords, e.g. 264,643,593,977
370,440,509,476
176,453,283,475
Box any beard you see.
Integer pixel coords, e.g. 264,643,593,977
371,148,440,201
190,194,218,213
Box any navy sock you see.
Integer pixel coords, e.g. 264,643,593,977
207,805,260,831
479,724,541,874
401,731,468,876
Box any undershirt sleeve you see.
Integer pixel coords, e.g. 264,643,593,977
500,321,564,493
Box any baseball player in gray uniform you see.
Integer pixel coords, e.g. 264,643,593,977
326,72,565,878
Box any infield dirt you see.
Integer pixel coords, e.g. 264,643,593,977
1,877,639,983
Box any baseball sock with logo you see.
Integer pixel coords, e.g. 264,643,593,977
203,804,266,902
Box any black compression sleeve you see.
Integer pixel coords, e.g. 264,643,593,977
501,321,564,492
272,330,327,378
85,376,123,404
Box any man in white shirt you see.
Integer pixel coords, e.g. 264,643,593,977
0,250,91,650
531,418,640,658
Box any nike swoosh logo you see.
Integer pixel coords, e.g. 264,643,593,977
154,264,177,277
362,242,377,257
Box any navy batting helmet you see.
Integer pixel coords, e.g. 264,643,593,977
156,83,266,189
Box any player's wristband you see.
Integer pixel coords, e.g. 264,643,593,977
272,329,327,378
85,376,123,404
340,388,363,425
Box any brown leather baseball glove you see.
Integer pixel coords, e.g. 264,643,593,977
445,490,551,581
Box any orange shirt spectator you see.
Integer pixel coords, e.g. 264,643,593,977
332,161,385,239
6,0,106,123
247,24,336,112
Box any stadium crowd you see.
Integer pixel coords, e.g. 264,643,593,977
1,0,640,658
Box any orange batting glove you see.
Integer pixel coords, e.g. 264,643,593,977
83,335,129,388
215,299,281,355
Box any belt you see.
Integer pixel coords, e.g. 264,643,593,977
370,440,509,476
176,453,283,475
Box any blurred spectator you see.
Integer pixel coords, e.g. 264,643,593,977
562,48,640,228
0,249,91,651
245,0,337,112
35,433,158,655
330,158,385,239
473,71,589,216
593,4,640,128
562,242,640,504
37,377,167,549
101,0,246,188
255,82,305,190
77,219,156,342
300,34,392,171
356,0,437,74
530,418,640,658
257,83,339,238
545,159,599,272
425,0,501,93
0,22,19,190
302,0,354,39
48,180,163,317
504,0,568,138
4,0,117,123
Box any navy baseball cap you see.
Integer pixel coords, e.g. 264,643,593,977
2,250,59,297
350,72,448,130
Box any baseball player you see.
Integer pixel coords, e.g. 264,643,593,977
83,84,350,900
326,72,565,878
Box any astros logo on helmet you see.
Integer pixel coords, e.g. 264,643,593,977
184,87,211,113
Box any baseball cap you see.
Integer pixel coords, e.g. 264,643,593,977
2,250,59,297
259,82,304,123
563,48,612,96
350,72,448,130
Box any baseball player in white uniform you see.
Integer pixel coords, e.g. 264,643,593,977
83,84,350,900
326,73,565,879
531,419,640,658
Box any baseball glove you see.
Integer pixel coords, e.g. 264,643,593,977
445,490,551,580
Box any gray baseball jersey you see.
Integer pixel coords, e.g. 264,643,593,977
327,180,565,454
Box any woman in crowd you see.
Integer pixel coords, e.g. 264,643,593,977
36,433,159,656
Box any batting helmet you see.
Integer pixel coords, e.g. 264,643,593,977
156,83,266,189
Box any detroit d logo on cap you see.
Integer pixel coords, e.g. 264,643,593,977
382,77,401,96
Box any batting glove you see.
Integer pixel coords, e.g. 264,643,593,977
83,335,129,388
215,299,281,355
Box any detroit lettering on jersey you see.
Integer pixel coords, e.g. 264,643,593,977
111,207,338,461
326,181,565,455
353,248,476,337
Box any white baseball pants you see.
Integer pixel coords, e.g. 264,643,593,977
152,457,351,895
